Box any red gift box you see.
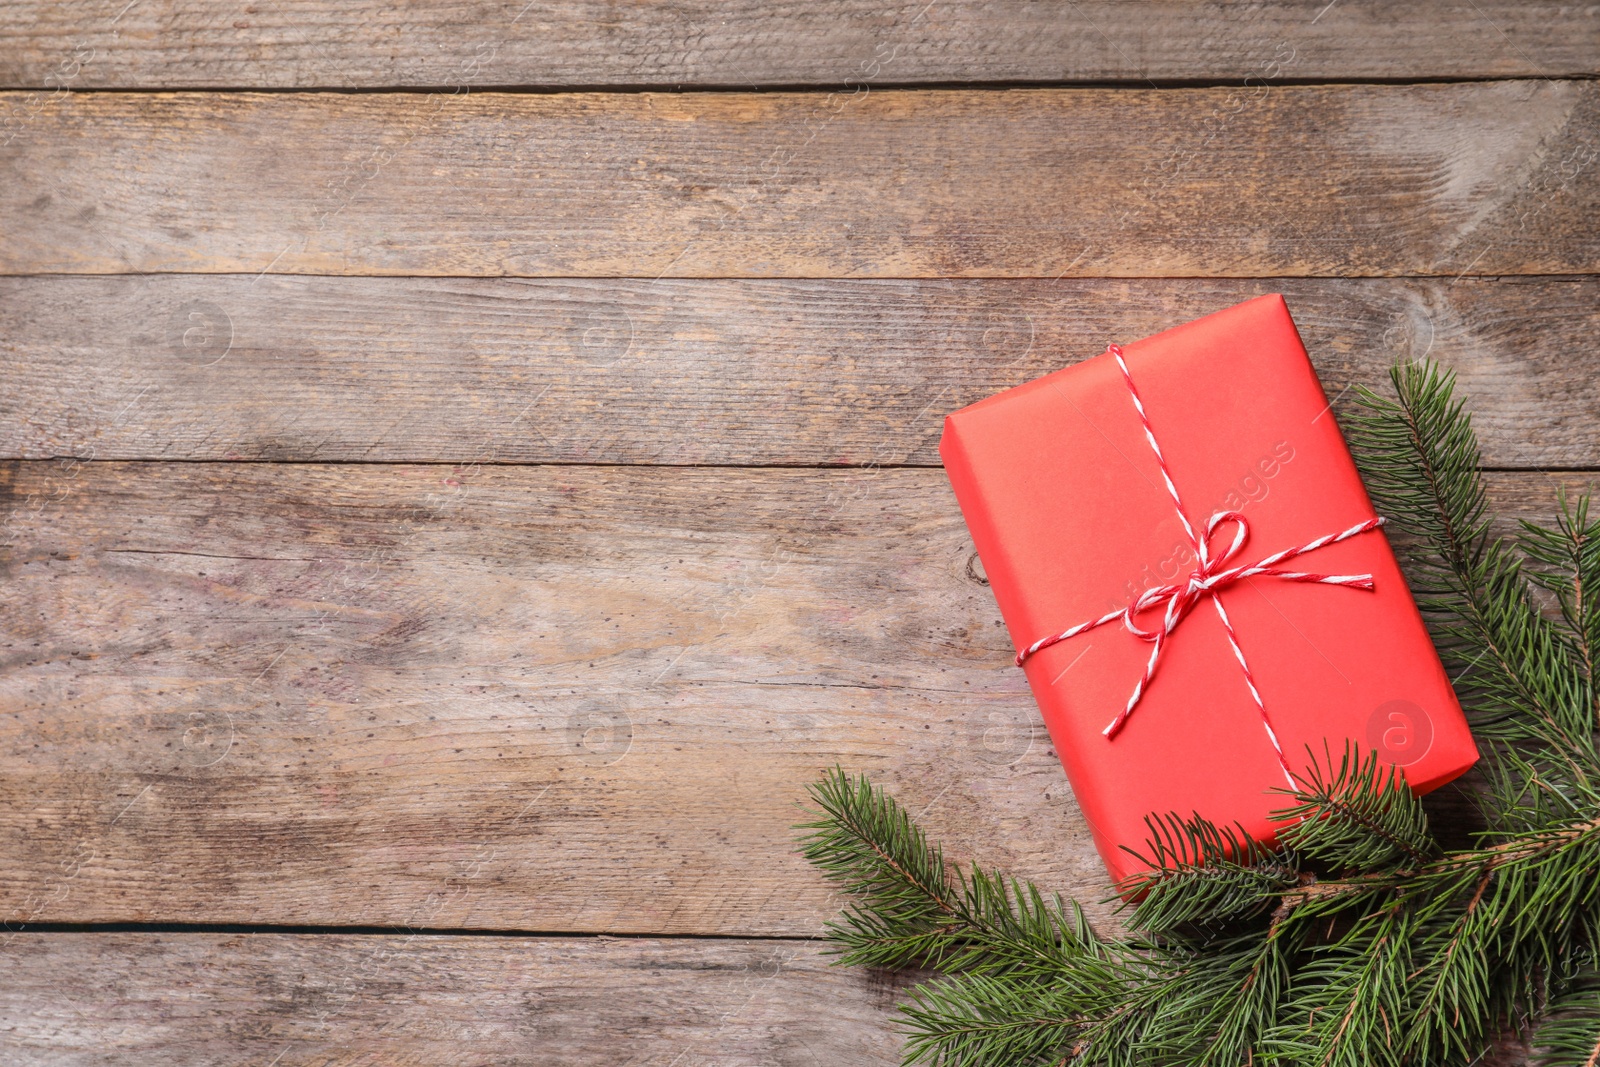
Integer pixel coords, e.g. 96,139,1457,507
940,294,1477,885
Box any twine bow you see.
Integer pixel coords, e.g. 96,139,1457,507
1014,345,1386,780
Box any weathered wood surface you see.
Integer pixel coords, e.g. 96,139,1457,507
5,83,1598,278
3,3,1594,1060
0,461,1099,933
4,1,1595,91
0,933,908,1065
0,931,1537,1067
0,461,1584,932
4,275,1598,468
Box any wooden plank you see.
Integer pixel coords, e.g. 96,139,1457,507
0,462,1582,933
3,83,1597,278
0,932,1536,1066
2,275,1597,469
2,2,1594,90
0,933,908,1065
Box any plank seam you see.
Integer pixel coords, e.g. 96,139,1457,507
5,75,1597,94
2,459,1595,473
2,921,831,940
5,272,1600,282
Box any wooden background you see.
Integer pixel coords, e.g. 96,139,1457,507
2,3,1597,1063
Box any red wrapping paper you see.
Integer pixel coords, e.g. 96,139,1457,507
940,294,1478,885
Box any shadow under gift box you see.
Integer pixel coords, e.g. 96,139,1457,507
939,294,1478,886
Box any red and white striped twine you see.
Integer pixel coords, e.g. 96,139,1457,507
1014,344,1386,784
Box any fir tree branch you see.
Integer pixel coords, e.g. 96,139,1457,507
797,768,1128,979
1533,980,1600,1067
1118,812,1299,934
1274,742,1436,872
1522,490,1600,731
1400,877,1502,1064
1349,362,1593,774
797,766,962,969
802,769,1600,1067
1277,814,1600,918
1265,905,1416,1067
1118,930,1305,1067
898,973,1100,1067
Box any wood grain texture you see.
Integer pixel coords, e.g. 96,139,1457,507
0,461,1098,934
2,1,1595,90
0,933,909,1065
3,275,1598,468
0,932,1536,1066
0,461,1587,933
4,83,1598,278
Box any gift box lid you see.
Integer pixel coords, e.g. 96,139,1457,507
939,294,1477,884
